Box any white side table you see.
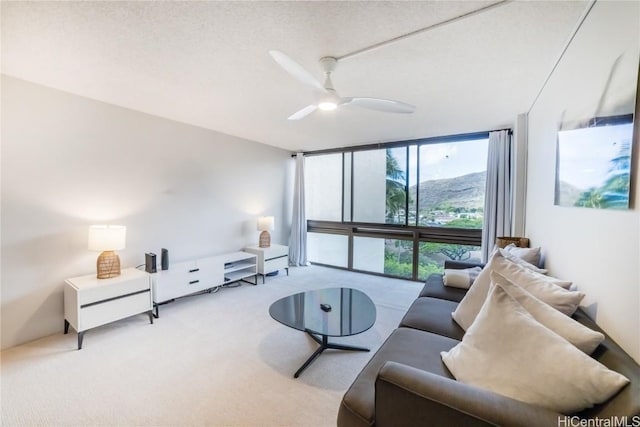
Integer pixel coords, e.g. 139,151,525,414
64,268,153,349
244,244,289,284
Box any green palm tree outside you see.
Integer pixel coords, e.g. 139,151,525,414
385,150,406,224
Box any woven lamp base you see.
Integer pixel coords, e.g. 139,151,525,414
96,250,121,279
259,230,271,248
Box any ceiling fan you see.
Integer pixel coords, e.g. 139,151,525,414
269,50,416,120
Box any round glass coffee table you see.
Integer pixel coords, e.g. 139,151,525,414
269,287,377,378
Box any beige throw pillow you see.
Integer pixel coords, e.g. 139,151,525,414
498,248,548,274
442,284,629,413
504,243,541,266
452,251,583,330
513,261,573,290
490,271,604,354
443,267,482,289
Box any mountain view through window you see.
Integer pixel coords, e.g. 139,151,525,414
305,134,489,280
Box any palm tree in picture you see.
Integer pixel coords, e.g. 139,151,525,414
574,139,631,209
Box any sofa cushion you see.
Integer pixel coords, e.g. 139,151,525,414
443,266,482,289
503,243,542,266
419,274,467,302
403,287,640,419
399,297,464,340
337,327,459,427
491,271,604,354
498,248,548,274
442,283,629,414
452,251,584,330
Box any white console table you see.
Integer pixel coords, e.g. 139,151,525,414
244,244,289,283
150,251,257,317
64,268,153,350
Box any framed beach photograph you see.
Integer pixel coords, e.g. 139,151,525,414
555,115,634,209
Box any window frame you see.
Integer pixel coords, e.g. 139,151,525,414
302,129,508,281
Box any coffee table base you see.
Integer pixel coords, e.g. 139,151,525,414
294,331,370,378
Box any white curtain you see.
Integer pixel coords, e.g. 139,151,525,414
481,130,512,262
289,153,309,266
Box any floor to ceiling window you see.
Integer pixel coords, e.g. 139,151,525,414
305,131,492,281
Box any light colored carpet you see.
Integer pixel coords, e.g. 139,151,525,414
1,265,421,427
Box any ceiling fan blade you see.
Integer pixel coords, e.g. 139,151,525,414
269,50,325,92
287,104,317,120
341,97,416,114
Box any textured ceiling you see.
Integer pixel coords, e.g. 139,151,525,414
1,1,589,152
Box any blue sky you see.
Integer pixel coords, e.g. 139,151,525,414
389,138,489,185
557,123,632,190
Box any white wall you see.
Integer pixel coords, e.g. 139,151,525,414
526,1,640,362
1,75,293,350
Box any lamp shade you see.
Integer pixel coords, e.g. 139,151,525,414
88,225,126,251
257,216,275,231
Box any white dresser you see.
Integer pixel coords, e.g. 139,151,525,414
151,251,257,317
244,244,289,283
64,268,153,349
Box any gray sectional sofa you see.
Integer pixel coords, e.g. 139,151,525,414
337,261,640,427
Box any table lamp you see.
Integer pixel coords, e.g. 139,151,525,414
257,216,274,248
88,225,126,279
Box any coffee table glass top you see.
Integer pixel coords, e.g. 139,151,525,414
269,287,376,338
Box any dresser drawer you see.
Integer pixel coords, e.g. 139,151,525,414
152,260,222,303
168,259,199,274
78,290,151,331
164,259,218,281
74,275,150,306
153,270,195,302
263,255,289,274
260,245,288,260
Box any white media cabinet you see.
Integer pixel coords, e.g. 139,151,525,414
150,251,257,317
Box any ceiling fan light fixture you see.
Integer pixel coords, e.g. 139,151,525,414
271,51,415,119
317,88,340,111
318,101,338,111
